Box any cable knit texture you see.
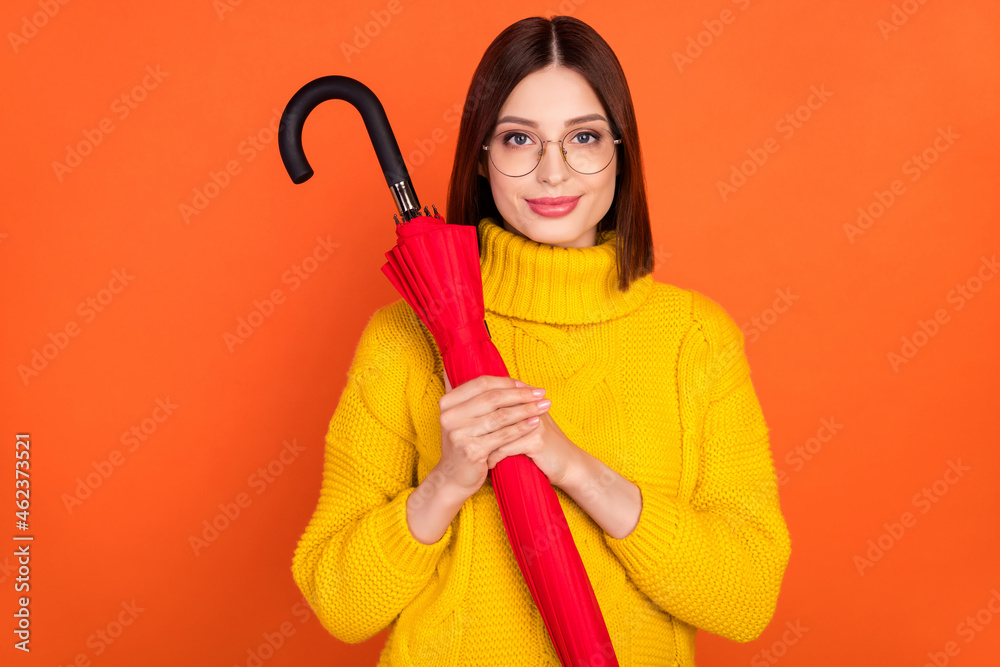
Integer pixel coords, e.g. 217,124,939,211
291,217,792,666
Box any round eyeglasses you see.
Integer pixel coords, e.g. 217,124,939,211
482,127,622,177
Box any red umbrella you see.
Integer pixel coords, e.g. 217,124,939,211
278,75,619,667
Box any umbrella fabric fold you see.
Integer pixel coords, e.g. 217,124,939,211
380,214,619,667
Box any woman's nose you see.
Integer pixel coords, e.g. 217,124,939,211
537,142,569,182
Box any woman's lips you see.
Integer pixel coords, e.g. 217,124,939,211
526,196,581,217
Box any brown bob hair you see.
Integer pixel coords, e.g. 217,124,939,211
446,15,654,293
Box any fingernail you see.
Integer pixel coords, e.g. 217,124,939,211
531,388,546,397
536,399,551,410
514,379,527,387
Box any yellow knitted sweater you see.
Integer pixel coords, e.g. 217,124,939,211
291,217,791,666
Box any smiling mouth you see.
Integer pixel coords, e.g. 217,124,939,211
526,196,581,205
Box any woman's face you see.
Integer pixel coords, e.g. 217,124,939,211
478,65,619,249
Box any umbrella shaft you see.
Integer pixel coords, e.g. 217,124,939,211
391,180,421,221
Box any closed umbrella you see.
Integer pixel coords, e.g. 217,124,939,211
278,75,619,667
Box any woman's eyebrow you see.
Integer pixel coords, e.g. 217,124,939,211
495,113,608,128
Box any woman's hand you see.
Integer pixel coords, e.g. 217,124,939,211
438,373,555,500
484,406,581,489
439,372,582,498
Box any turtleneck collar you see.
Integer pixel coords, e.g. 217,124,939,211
476,217,654,325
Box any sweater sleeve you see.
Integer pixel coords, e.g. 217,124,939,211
291,303,454,644
601,291,791,643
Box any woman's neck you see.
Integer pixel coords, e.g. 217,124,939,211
477,217,654,325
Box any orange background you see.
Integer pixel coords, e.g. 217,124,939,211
2,1,999,665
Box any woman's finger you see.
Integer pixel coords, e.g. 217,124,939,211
439,375,539,414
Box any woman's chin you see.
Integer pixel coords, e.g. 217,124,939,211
508,222,595,248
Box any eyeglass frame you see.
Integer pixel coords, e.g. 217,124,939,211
481,126,623,177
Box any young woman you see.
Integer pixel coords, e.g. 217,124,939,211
292,15,791,667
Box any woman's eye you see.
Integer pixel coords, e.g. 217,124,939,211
572,130,602,144
504,132,533,146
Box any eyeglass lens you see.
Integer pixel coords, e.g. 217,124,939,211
487,128,617,176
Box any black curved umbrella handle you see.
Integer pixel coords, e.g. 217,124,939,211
278,75,423,222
